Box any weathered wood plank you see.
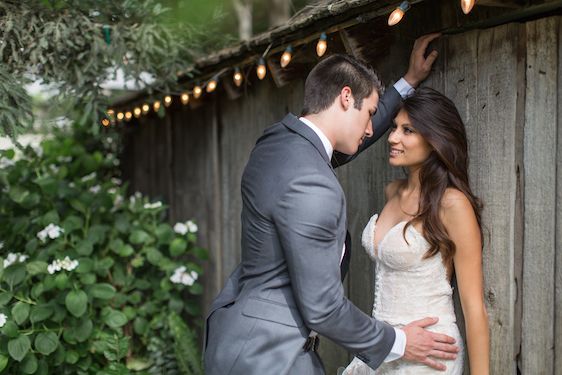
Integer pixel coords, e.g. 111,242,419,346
522,16,558,375
556,17,562,375
442,23,520,374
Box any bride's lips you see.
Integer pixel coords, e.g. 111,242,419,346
389,148,404,157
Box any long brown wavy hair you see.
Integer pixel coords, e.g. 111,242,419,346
399,87,483,267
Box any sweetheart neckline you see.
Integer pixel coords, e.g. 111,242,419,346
372,214,425,255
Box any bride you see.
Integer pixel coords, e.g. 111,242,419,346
344,88,489,374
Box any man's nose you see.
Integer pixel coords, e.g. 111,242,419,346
365,120,373,137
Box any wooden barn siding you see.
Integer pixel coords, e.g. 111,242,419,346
119,16,562,374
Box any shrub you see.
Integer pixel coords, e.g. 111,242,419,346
0,125,206,374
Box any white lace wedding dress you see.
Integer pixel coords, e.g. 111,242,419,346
342,214,464,374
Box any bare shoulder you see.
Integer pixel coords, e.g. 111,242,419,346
384,179,406,200
441,188,475,220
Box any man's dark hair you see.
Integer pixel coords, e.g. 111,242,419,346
301,54,383,116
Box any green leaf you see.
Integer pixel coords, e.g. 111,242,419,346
26,261,48,276
75,258,93,273
1,321,18,338
104,310,128,329
54,273,69,289
0,354,8,372
30,305,54,324
0,292,13,306
62,215,83,233
75,240,93,256
129,230,149,244
65,290,88,317
8,335,31,362
126,357,152,371
133,317,148,335
89,283,116,299
9,186,29,204
12,302,30,325
155,224,173,244
3,263,26,287
79,273,96,285
74,318,93,342
192,246,209,260
34,332,59,356
189,283,203,295
31,283,44,299
114,215,130,233
169,238,187,257
69,199,87,213
21,353,38,374
65,350,79,364
146,248,163,265
87,224,109,245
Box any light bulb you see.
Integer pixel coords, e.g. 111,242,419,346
153,101,161,112
206,78,217,93
181,93,189,105
164,95,172,107
233,67,243,87
461,0,475,14
133,107,141,118
388,1,410,26
101,118,110,127
257,58,267,80
142,103,150,114
193,85,202,99
316,33,327,57
117,112,124,121
280,46,293,68
125,111,132,121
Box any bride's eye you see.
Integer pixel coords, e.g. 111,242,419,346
404,127,414,134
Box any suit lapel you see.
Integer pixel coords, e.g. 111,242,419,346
281,114,336,176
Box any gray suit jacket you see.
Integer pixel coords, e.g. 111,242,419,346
204,87,402,375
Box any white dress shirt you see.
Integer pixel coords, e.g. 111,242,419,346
298,78,413,363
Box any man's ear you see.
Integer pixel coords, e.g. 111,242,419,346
339,86,352,110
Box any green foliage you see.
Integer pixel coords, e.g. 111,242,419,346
0,123,206,374
0,0,233,136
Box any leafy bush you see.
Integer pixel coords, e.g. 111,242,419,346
0,125,206,374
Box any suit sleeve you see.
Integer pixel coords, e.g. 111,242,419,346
332,85,402,168
274,173,395,369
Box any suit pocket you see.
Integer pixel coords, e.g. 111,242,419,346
242,297,304,327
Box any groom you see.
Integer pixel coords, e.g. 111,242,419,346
204,34,458,374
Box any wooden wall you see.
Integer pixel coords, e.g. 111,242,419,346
120,15,561,375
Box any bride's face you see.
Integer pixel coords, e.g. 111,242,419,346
388,110,432,168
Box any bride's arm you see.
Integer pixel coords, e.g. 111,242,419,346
441,189,490,375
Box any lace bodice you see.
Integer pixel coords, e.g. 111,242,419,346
361,214,456,326
343,214,464,375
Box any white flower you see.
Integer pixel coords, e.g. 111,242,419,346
56,156,72,163
49,164,59,174
111,178,122,186
3,252,28,268
113,194,123,207
173,223,188,235
113,159,120,166
144,201,162,210
0,242,3,250
48,256,79,274
80,172,96,182
0,313,7,328
37,224,64,243
186,220,198,233
170,266,198,286
69,182,76,188
89,185,101,194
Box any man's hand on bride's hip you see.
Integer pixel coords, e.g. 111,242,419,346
402,317,460,371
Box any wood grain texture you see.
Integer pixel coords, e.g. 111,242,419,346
556,18,562,375
522,16,559,375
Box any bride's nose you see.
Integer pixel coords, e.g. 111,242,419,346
388,130,400,144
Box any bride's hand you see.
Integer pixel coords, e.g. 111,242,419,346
402,317,459,371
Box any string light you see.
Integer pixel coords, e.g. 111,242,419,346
257,57,267,80
280,45,293,68
461,0,475,14
107,109,115,119
193,84,203,99
153,100,161,112
206,77,218,93
101,118,110,127
316,32,328,57
142,103,150,114
388,1,410,26
164,95,172,107
181,92,189,105
133,107,141,118
117,112,124,121
125,111,133,121
233,67,243,87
